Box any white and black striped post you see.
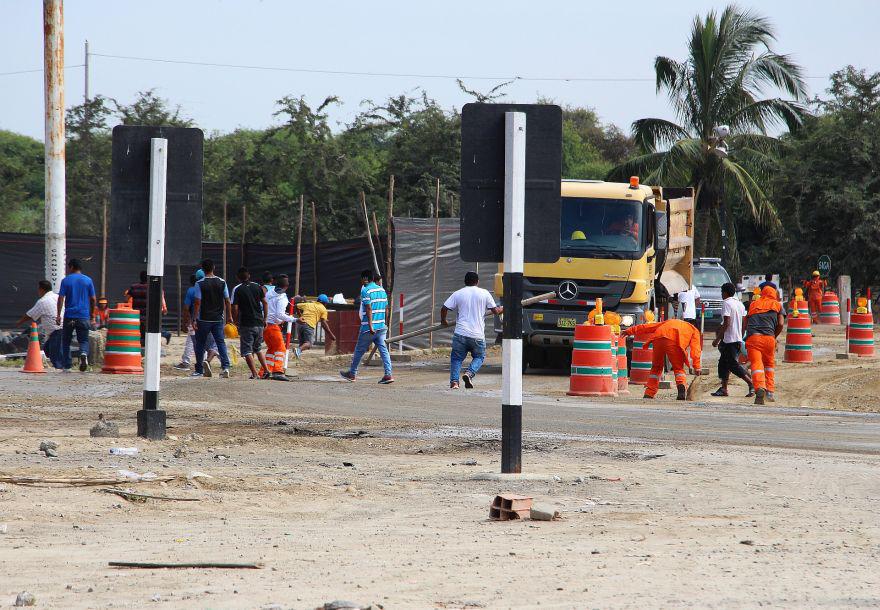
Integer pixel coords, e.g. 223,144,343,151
137,137,168,440
501,112,525,473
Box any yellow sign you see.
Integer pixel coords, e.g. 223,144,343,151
532,313,544,322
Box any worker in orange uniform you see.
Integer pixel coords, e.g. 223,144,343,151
802,271,826,324
744,285,784,405
623,318,702,401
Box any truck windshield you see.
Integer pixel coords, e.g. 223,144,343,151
694,267,731,288
561,197,644,258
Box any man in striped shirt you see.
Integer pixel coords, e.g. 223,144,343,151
340,270,393,384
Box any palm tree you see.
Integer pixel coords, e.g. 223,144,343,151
609,5,809,262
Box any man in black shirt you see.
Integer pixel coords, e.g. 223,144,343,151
192,258,232,378
232,267,269,380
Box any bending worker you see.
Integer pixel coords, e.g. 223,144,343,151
623,318,701,400
744,285,784,405
803,271,826,324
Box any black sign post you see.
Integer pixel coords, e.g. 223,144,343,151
460,104,561,473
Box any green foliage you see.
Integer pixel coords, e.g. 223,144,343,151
0,130,44,232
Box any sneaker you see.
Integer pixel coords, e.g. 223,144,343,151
766,391,776,403
203,361,213,377
261,371,271,380
62,368,72,374
173,362,190,371
294,346,302,360
462,373,474,389
746,387,755,397
271,372,291,382
220,368,230,379
450,381,460,389
79,354,89,372
378,375,395,385
248,374,258,380
339,370,356,382
190,371,204,378
710,387,729,397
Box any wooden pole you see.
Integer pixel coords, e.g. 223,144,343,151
222,200,228,280
100,196,108,297
311,201,318,296
295,195,304,296
176,265,182,336
361,191,380,276
386,175,394,289
372,211,385,277
430,178,440,349
241,204,247,264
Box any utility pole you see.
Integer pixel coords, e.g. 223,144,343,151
43,0,66,290
84,39,89,103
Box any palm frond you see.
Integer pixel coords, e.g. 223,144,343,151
729,98,808,133
722,158,780,228
632,118,690,152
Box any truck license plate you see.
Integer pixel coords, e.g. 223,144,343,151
704,311,713,319
557,318,576,328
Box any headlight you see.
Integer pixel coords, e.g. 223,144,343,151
621,314,635,327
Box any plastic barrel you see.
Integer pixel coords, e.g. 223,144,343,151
847,311,875,356
784,314,813,363
629,340,652,386
787,300,810,317
567,324,617,397
616,336,629,393
102,303,143,374
820,291,841,325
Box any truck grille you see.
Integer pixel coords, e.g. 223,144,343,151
524,276,635,309
702,299,723,309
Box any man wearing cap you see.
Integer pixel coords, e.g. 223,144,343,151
803,271,826,324
293,294,336,358
16,280,64,370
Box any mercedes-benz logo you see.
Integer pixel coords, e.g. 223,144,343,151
557,280,578,301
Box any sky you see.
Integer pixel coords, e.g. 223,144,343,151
2,0,879,141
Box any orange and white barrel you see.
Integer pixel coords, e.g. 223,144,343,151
784,314,813,363
787,299,810,317
102,303,144,374
847,311,875,356
567,324,617,397
615,335,629,393
820,291,841,325
629,340,652,385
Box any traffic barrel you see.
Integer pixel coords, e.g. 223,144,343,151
820,291,841,325
102,303,144,374
783,312,813,363
847,311,875,356
787,299,810,317
629,340,652,385
610,332,619,388
615,334,629,394
21,322,46,374
567,324,617,397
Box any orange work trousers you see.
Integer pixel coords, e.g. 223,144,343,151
808,294,823,323
746,334,776,392
263,324,287,374
645,337,688,398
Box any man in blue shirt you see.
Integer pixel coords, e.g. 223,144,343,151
191,258,232,378
56,258,96,372
340,270,393,384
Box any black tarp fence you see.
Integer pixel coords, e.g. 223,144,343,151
0,232,384,330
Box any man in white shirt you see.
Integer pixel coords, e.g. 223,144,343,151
264,274,296,382
676,284,701,326
440,271,503,389
15,280,64,369
710,282,753,397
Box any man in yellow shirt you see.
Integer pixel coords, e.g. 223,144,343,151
293,294,336,358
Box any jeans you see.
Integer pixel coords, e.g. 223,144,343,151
450,333,486,384
43,329,64,369
349,329,392,376
61,318,90,369
193,320,230,373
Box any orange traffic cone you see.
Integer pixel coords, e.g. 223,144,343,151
22,323,46,374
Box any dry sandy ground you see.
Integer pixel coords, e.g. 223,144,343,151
0,325,879,609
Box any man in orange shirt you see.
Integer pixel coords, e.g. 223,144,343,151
623,318,702,400
745,285,785,405
802,271,826,324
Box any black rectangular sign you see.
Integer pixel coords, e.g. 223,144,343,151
460,103,562,263
110,125,204,266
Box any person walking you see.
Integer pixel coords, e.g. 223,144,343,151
16,280,64,370
711,282,753,397
745,285,784,405
231,266,269,380
174,271,217,372
264,274,295,381
293,294,336,358
676,284,701,327
340,270,393,384
56,258,97,372
623,318,702,400
191,259,232,379
440,271,503,389
803,271,826,324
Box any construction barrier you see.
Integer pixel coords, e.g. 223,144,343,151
783,313,813,363
820,291,841,325
847,311,875,356
21,323,45,374
610,333,619,389
102,303,143,374
567,324,617,397
629,340,652,385
616,335,629,393
787,300,810,317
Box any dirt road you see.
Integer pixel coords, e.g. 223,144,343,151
0,325,878,608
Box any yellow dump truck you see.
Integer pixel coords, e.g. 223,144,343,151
494,179,694,370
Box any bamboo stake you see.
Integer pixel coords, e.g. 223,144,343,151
100,196,108,297
222,200,228,280
372,211,385,277
102,488,200,502
241,204,247,264
109,561,262,570
386,175,394,289
295,195,304,296
430,178,441,349
361,191,380,276
176,265,182,336
312,201,318,296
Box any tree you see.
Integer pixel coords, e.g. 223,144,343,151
113,89,194,127
0,130,44,232
65,95,113,235
609,5,808,269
